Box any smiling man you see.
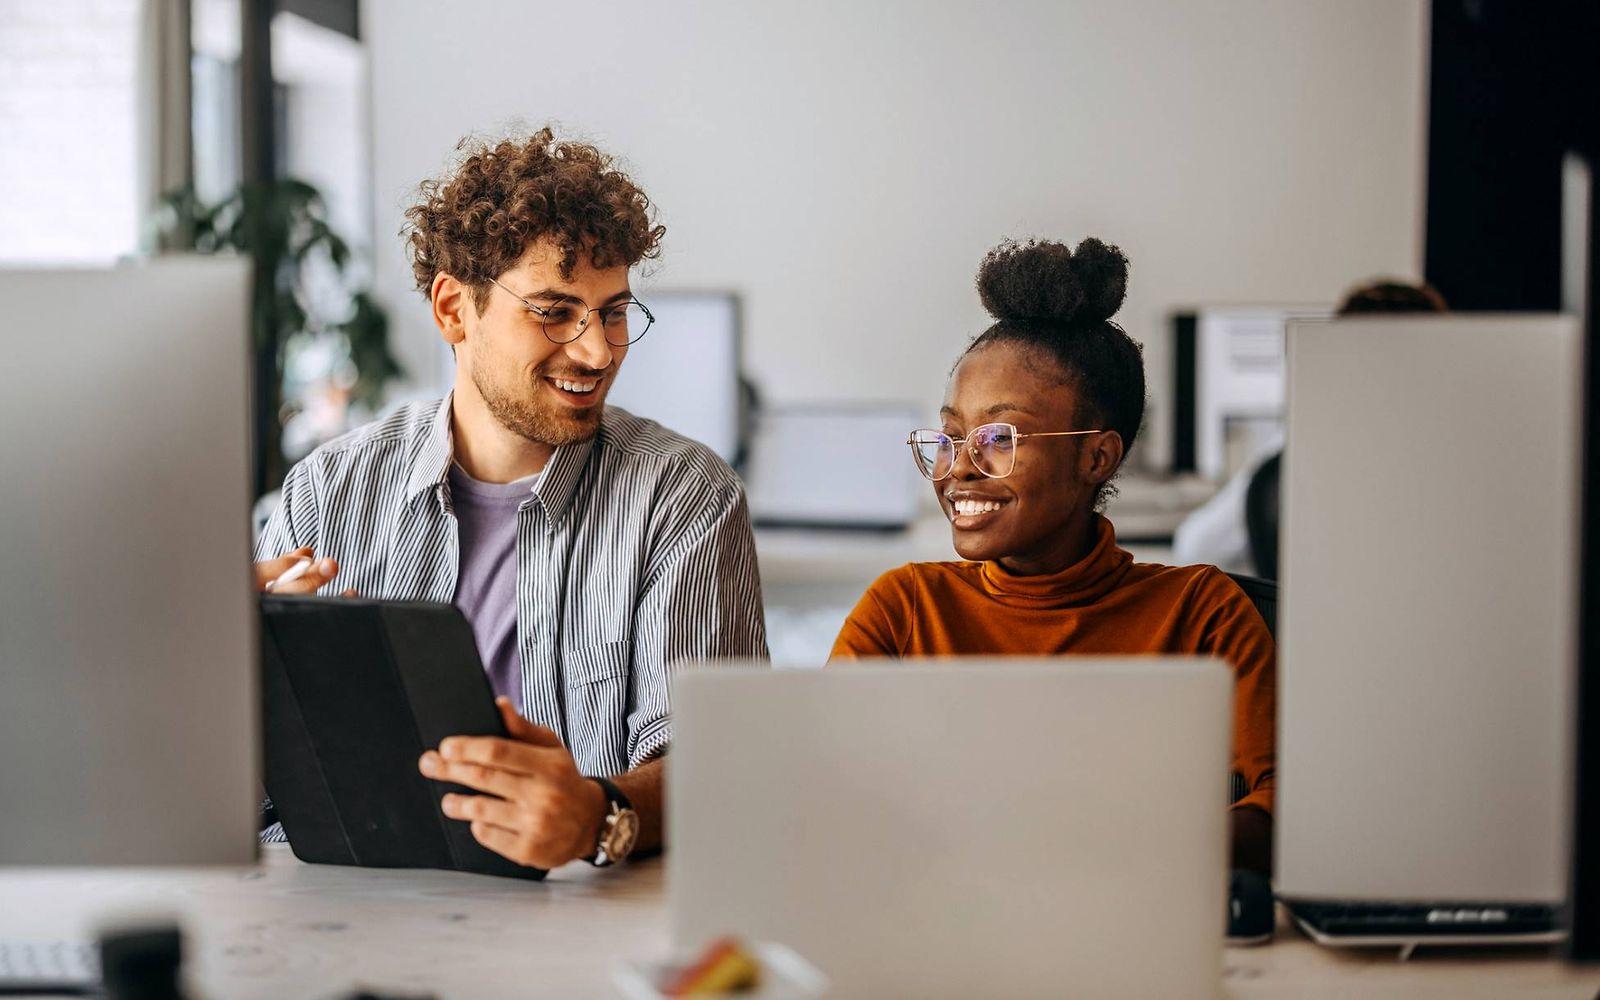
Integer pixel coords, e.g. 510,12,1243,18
254,129,767,870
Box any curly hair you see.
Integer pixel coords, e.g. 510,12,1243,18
403,128,665,311
965,237,1145,509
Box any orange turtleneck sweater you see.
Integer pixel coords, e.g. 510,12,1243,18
828,516,1276,815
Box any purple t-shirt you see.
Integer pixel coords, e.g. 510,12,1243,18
448,463,538,713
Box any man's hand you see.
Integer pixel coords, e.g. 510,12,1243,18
254,546,341,594
420,697,608,870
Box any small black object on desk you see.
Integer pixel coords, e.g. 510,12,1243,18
99,925,183,1000
1228,869,1275,945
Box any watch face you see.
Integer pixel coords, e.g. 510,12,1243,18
605,808,641,862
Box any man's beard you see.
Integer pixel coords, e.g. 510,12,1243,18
472,356,604,448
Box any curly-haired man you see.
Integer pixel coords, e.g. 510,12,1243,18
253,128,767,871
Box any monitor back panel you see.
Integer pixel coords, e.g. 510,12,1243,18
0,259,258,864
603,290,742,463
669,660,1230,999
1277,315,1580,902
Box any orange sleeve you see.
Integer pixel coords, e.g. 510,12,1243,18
1194,570,1277,816
828,567,917,661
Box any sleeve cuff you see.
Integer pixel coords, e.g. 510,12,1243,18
629,714,672,769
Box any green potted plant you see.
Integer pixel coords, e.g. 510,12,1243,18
154,179,403,497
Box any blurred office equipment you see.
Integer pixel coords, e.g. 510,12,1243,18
601,290,745,465
1276,315,1581,950
0,259,259,864
1169,305,1328,479
670,661,1231,998
743,404,922,530
1568,149,1599,965
0,939,99,995
98,925,185,1000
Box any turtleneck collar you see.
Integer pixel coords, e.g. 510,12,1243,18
977,515,1133,607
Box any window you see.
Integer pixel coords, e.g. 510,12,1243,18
0,0,141,262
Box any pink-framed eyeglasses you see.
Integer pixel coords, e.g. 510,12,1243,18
906,422,1103,481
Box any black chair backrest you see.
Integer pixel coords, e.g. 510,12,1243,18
1244,450,1282,582
1225,572,1277,639
1224,573,1277,806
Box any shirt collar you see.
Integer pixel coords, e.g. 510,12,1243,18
404,395,456,501
405,392,599,528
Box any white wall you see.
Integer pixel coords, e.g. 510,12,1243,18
365,0,1425,468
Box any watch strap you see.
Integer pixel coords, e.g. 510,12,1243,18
586,777,634,866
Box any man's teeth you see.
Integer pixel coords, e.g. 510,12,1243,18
552,378,598,394
952,499,1004,517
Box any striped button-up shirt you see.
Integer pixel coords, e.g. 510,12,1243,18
256,394,767,784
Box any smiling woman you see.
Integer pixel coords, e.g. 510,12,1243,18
830,237,1279,873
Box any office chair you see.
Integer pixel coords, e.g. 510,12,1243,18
1244,451,1282,581
1226,572,1277,639
1225,572,1278,805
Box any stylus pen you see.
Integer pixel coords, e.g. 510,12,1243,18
264,557,313,592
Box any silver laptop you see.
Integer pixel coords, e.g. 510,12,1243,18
0,258,259,865
669,660,1231,999
1276,315,1581,949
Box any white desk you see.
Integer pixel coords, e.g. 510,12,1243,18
2,847,1596,999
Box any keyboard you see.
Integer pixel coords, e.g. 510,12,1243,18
1285,900,1563,943
0,940,100,995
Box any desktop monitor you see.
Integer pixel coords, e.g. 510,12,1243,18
1169,304,1329,479
0,258,259,864
1276,315,1580,910
600,290,745,465
742,404,923,530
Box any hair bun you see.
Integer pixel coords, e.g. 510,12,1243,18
976,237,1129,326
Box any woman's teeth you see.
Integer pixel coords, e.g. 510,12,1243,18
952,499,1004,517
552,378,598,394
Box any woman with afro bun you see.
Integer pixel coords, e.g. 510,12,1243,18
829,237,1277,873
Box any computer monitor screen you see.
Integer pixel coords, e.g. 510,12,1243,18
605,291,743,464
1173,305,1329,479
743,404,923,530
0,259,259,864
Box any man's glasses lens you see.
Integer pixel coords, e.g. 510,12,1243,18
540,298,654,347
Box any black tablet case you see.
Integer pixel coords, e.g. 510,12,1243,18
259,595,546,880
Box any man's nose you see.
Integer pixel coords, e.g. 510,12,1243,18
562,317,615,371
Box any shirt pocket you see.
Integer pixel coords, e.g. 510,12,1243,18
562,640,632,774
565,639,632,686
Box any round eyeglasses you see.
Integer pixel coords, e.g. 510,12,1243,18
906,422,1104,481
489,277,655,347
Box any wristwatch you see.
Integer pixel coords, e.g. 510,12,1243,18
587,777,640,867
